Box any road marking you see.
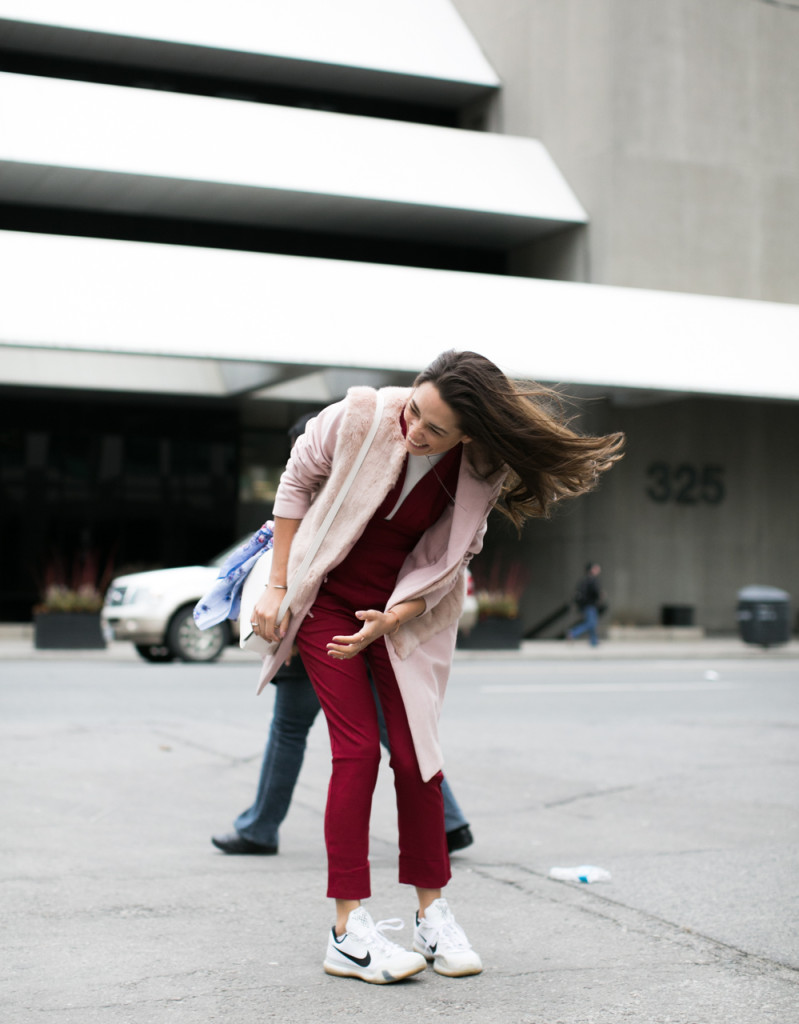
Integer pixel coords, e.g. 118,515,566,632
481,681,738,694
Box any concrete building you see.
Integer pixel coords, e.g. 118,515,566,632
1,0,797,633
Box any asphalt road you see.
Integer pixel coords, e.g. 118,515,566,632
1,647,797,1023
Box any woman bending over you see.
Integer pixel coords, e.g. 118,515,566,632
250,350,624,984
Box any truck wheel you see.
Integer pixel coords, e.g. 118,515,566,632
167,606,228,663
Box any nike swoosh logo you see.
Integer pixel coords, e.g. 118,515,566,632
338,948,372,968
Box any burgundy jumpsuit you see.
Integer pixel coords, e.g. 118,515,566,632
295,439,462,899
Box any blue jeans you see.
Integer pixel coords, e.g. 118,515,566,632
569,604,599,646
234,659,469,847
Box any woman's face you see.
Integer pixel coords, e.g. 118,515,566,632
403,382,471,456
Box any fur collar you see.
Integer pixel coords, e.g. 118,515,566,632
286,387,410,610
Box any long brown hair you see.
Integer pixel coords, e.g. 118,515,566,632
414,350,625,528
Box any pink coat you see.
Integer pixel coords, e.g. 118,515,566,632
256,385,506,781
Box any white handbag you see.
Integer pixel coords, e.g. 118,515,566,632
239,392,385,655
238,547,287,654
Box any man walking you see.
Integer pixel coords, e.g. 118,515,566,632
567,562,603,647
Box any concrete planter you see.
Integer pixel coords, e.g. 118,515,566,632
457,617,522,650
33,612,106,650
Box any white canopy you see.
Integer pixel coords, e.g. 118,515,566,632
1,230,797,402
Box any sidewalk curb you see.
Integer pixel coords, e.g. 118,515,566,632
2,624,798,662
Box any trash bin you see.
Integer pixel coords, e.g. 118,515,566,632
736,586,791,647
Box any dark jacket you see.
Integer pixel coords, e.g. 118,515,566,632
575,574,600,610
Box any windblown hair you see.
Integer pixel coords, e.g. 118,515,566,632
414,350,625,529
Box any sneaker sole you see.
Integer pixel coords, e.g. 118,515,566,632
431,961,483,977
323,959,426,984
413,943,483,978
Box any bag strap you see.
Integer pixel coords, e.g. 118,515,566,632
276,390,385,621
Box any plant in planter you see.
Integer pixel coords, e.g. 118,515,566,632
475,589,520,622
458,558,528,650
33,550,112,650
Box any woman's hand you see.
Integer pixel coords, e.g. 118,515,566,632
326,609,396,660
250,585,291,645
249,516,301,645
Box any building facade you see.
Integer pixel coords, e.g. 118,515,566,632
1,0,797,632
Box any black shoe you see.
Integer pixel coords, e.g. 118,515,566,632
446,825,473,854
211,832,278,855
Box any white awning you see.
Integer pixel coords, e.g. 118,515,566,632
0,0,499,106
1,231,797,402
0,72,585,247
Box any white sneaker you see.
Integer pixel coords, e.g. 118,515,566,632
324,907,427,984
413,898,483,977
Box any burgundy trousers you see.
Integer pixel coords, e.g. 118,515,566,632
296,590,451,899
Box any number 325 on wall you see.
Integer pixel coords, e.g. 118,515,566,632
646,463,725,505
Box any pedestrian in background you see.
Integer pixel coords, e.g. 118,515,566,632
211,655,475,857
211,415,474,861
568,562,603,647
